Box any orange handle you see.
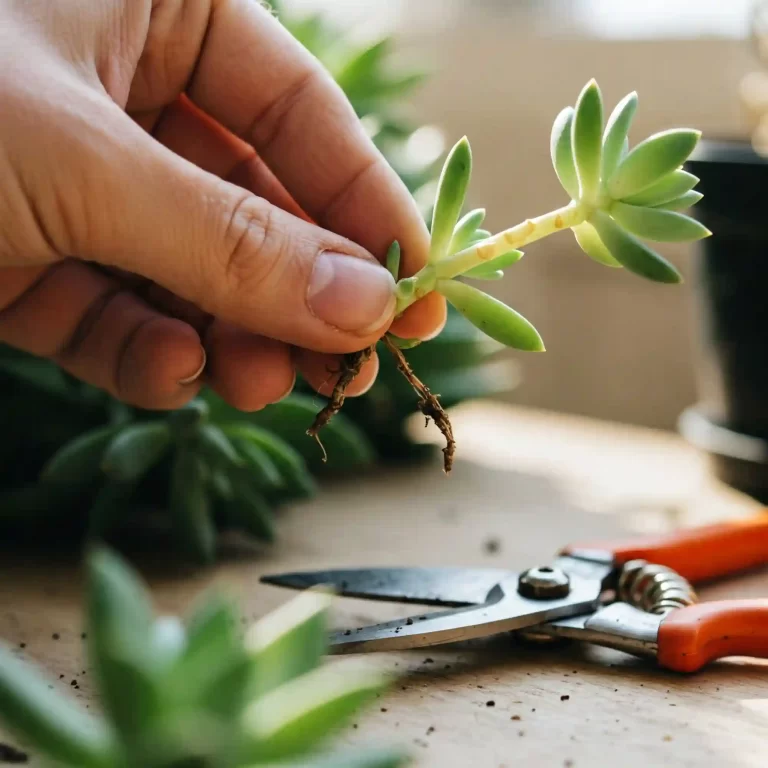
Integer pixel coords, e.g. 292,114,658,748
562,512,768,583
657,599,768,672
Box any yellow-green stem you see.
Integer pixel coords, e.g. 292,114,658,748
395,202,586,313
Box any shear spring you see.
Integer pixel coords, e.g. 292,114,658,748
618,559,698,615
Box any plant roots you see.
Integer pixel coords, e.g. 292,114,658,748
307,338,456,473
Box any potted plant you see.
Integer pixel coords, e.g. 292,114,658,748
677,1,768,502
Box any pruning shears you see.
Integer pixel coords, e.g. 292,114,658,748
262,513,768,672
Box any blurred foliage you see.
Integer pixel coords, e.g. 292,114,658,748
0,547,407,767
0,1,517,562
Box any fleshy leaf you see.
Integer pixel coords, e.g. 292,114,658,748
571,222,621,267
222,423,317,497
608,129,701,199
169,449,216,565
224,481,276,542
243,664,386,762
245,589,331,697
610,202,711,242
385,241,400,280
449,208,486,254
428,137,472,263
464,269,503,281
601,91,638,183
463,249,523,279
571,80,604,201
230,437,283,489
101,422,171,483
550,107,580,199
0,645,112,767
436,280,544,351
620,170,698,207
590,211,682,283
40,426,117,490
196,424,244,468
652,190,704,211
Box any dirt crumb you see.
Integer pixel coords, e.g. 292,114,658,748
0,743,28,763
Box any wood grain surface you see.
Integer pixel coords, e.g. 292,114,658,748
1,403,766,767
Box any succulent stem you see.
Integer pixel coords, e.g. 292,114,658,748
395,201,586,314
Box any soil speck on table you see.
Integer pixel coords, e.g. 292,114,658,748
511,715,521,721
52,633,59,640
486,700,495,707
484,538,501,554
423,658,434,664
561,695,570,701
427,726,435,735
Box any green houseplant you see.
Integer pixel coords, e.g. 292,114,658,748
0,547,406,767
678,2,768,502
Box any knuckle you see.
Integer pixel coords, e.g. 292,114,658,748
220,195,286,295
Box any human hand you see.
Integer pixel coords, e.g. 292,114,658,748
0,0,445,410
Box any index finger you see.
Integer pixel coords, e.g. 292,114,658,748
186,1,445,337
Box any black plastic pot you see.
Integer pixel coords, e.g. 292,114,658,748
680,139,768,502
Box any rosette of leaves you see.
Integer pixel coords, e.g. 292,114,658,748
1,393,371,565
0,548,405,768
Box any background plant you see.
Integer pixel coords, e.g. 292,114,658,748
0,3,515,563
0,547,406,768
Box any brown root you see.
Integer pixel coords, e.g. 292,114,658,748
307,338,456,474
307,346,374,461
381,336,455,474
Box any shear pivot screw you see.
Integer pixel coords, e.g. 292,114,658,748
518,566,570,599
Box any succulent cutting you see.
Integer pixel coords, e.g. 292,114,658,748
309,79,710,471
0,548,405,768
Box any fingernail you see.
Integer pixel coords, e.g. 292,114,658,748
179,347,206,385
308,251,396,334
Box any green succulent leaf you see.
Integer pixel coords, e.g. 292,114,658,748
196,424,244,469
601,91,638,183
464,269,503,281
549,107,580,200
385,241,401,280
610,202,711,242
88,478,136,538
436,280,544,351
40,425,117,490
652,190,704,211
0,645,112,767
167,398,209,434
87,548,164,743
571,222,621,267
384,334,422,350
607,129,701,199
620,169,698,207
571,79,604,201
449,208,486,254
428,136,472,263
100,422,171,483
223,480,276,542
223,423,317,497
87,547,155,660
245,589,331,698
463,249,523,279
170,595,251,718
243,664,386,762
169,449,216,565
230,437,283,489
590,211,682,283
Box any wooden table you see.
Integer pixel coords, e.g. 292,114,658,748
2,403,767,767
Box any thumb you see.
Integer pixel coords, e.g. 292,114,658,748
53,108,396,354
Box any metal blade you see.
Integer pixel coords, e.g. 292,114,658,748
261,566,513,607
328,573,602,654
